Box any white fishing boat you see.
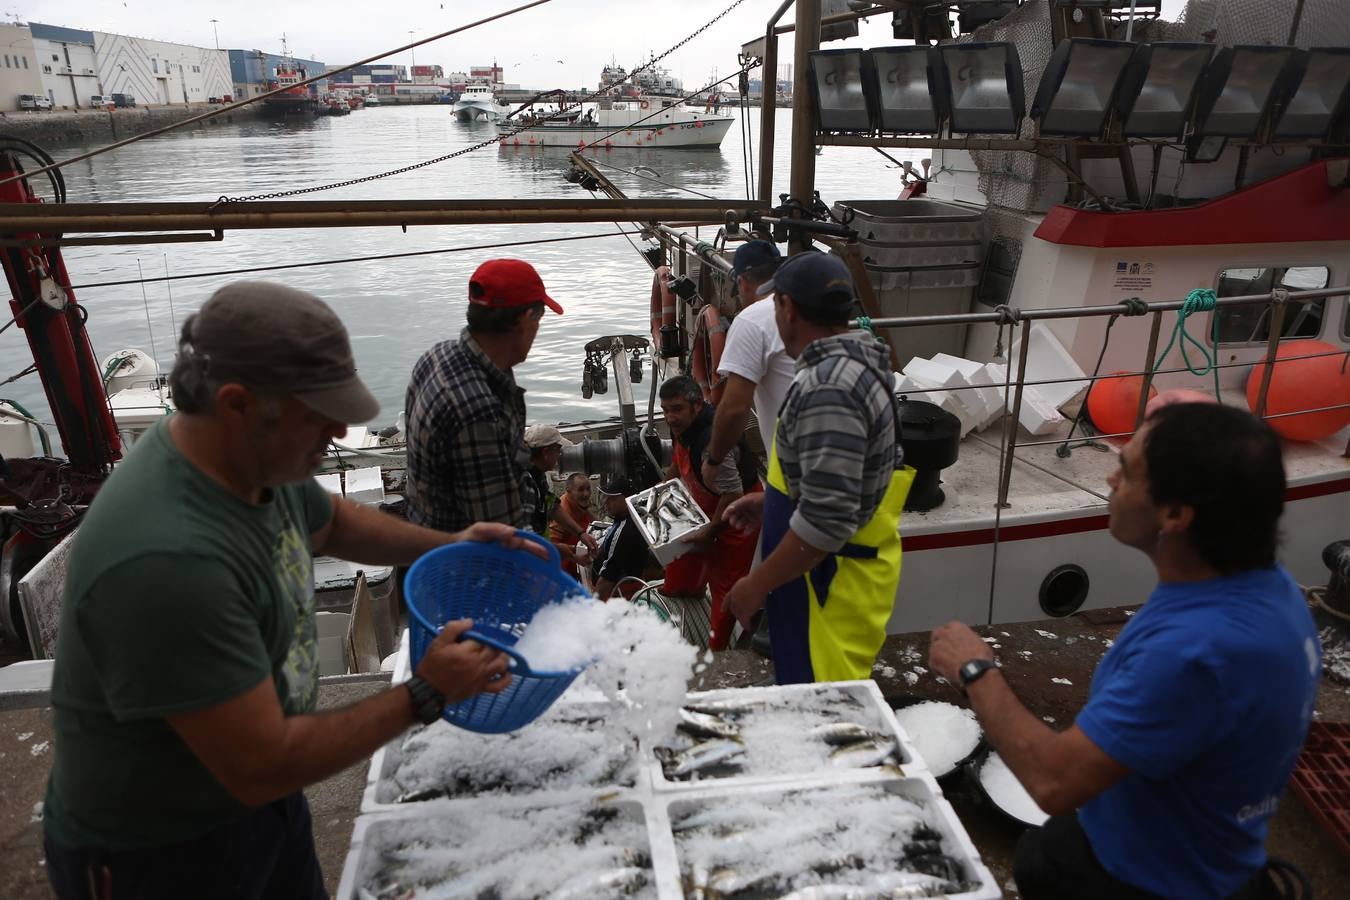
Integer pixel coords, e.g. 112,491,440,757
452,83,508,122
502,98,734,150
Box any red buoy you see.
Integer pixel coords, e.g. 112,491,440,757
1086,371,1157,437
1246,340,1350,441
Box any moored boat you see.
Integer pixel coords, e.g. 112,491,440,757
501,98,733,150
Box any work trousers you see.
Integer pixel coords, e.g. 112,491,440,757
45,791,327,900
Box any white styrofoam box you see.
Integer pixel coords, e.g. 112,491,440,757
314,472,343,495
626,478,710,566
663,774,1000,900
337,795,677,900
388,627,410,684
903,357,984,435
893,373,936,404
648,680,929,793
931,353,1006,427
985,364,1066,436
344,466,385,505
1008,322,1090,410
316,611,352,677
362,700,640,813
900,366,977,438
861,240,982,269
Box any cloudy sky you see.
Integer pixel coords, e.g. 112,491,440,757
19,0,1189,90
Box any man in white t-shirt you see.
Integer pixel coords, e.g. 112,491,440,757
700,240,794,490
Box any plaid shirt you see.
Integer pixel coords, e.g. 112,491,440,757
404,329,531,532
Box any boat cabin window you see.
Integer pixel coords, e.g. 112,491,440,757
1213,266,1328,344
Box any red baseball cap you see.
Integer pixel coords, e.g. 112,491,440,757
468,259,564,315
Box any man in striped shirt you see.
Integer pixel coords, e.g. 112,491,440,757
723,252,912,683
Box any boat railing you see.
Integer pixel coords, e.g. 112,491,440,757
844,285,1350,507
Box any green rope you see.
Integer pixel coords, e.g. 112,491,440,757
854,315,887,345
1154,288,1222,400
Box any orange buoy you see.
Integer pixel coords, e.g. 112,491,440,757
1245,340,1350,441
1086,371,1157,437
1144,388,1217,418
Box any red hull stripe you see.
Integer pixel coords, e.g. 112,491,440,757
904,476,1350,552
1033,160,1350,248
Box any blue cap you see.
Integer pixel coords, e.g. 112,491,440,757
762,252,856,309
730,239,782,279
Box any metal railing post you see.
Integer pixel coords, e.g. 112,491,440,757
1135,310,1164,428
1253,295,1289,420
997,319,1033,509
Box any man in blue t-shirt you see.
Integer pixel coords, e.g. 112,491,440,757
930,403,1320,899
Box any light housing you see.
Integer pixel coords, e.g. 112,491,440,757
1031,37,1137,137
867,46,949,135
1272,47,1350,140
1116,42,1214,138
1192,45,1304,139
809,48,873,133
937,42,1025,135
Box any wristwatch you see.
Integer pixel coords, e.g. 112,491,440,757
958,658,999,690
406,675,446,725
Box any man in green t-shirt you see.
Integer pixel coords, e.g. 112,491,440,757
43,282,537,900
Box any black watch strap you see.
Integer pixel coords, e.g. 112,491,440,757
958,658,999,690
406,676,446,725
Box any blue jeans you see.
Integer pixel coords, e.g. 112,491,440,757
44,792,326,900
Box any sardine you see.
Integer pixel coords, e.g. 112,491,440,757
776,887,870,900
545,866,646,900
678,707,741,740
828,736,898,769
809,722,877,746
684,699,751,717
708,866,776,896
663,738,745,777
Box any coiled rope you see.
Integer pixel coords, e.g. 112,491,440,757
1154,288,1221,399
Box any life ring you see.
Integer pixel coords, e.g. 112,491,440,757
650,265,676,348
690,302,729,404
640,100,650,110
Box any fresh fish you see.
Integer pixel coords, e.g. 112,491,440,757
684,699,752,717
545,866,647,900
809,722,877,745
662,738,745,777
829,736,898,769
708,866,776,896
866,869,962,897
776,887,870,900
678,707,741,740
687,861,712,900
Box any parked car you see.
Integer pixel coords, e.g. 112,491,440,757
88,95,115,110
111,93,136,108
18,94,52,111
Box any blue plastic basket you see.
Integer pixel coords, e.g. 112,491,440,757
404,530,593,734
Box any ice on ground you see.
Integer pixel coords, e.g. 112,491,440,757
672,783,972,897
877,665,897,679
29,802,42,823
1051,677,1073,686
30,741,48,756
16,731,33,741
903,671,920,687
363,802,654,900
893,701,981,776
1035,629,1058,640
979,752,1049,826
1318,627,1350,686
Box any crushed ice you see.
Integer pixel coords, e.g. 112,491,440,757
893,701,981,776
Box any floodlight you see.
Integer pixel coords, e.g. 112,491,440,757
808,49,873,133
1031,38,1137,137
1193,45,1303,139
1116,42,1214,138
1272,47,1350,140
937,42,1025,134
867,46,949,134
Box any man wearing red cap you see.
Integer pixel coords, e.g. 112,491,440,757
405,259,565,534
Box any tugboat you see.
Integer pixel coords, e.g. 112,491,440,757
260,37,317,117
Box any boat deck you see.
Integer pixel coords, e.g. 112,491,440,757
3,607,1349,900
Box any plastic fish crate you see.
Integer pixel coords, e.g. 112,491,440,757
663,773,1000,900
647,680,930,793
336,794,681,900
626,478,710,566
361,699,641,813
1289,721,1350,859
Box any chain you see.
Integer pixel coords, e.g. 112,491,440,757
213,0,752,205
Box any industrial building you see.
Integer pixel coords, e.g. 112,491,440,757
228,49,328,100
0,23,45,111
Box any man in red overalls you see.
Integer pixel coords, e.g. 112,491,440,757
659,375,762,649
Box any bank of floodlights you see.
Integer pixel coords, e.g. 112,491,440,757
936,42,1025,134
1031,37,1136,136
1272,47,1350,140
1192,45,1304,139
1114,42,1213,139
808,48,873,133
869,46,949,134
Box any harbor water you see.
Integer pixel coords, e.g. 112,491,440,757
2,105,919,430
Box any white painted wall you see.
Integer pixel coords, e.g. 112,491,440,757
34,37,97,108
93,33,230,106
0,25,44,110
